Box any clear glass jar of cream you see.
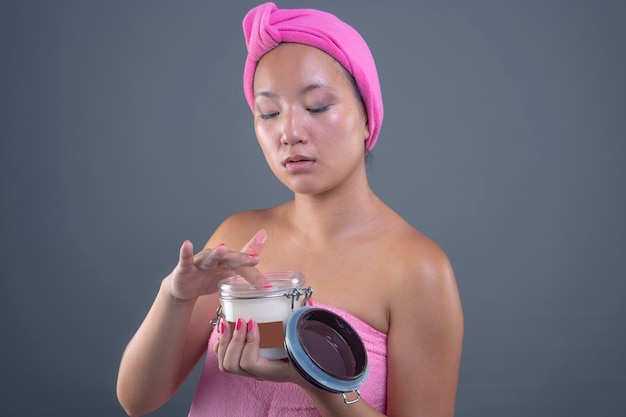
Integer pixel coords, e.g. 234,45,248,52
215,271,312,360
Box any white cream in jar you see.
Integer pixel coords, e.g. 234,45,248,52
216,271,312,360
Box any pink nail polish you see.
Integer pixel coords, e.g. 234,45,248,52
247,319,254,332
248,253,259,260
263,282,273,290
220,321,225,334
236,318,243,331
308,298,313,306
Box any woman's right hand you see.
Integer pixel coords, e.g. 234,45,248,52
167,229,268,301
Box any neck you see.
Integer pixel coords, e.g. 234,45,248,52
286,177,386,245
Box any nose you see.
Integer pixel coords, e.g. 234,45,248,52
280,108,307,146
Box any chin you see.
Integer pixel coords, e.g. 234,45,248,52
281,179,327,196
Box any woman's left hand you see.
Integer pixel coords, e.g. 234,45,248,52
214,318,302,384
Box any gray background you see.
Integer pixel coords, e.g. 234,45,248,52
1,1,624,416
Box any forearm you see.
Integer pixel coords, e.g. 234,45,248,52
117,277,198,416
302,386,386,417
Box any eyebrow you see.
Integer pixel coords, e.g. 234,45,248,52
254,83,332,100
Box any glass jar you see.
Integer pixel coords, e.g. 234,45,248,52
216,271,312,360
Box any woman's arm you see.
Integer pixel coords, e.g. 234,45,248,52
117,230,268,416
386,243,464,417
116,276,213,416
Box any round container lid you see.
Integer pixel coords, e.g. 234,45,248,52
285,307,369,394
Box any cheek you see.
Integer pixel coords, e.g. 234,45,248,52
254,122,273,148
324,112,367,148
254,124,279,165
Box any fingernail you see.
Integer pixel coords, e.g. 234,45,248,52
255,229,268,245
263,282,273,290
248,253,259,260
247,319,254,332
308,298,313,306
236,318,243,331
219,321,225,334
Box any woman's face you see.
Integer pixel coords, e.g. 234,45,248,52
252,43,369,196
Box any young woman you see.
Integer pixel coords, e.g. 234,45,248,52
117,3,463,416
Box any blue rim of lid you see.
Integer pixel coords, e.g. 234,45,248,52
284,307,369,393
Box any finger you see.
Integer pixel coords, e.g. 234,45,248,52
216,320,231,372
215,250,261,269
212,336,219,356
231,265,268,287
195,252,261,279
222,318,246,372
239,319,262,372
194,243,228,270
237,230,269,286
212,318,224,356
177,240,195,273
221,318,256,377
240,320,298,383
241,229,267,255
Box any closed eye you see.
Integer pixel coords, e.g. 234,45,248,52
259,112,279,120
308,105,330,114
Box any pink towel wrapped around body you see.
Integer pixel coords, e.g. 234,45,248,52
187,300,388,416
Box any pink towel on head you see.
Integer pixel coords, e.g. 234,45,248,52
187,301,388,416
242,2,384,153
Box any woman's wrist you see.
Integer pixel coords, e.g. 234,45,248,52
161,276,198,305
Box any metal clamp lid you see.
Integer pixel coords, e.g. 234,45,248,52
342,390,361,405
286,286,313,311
209,305,223,327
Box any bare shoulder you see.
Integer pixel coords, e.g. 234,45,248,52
204,204,286,249
377,214,457,301
381,216,463,346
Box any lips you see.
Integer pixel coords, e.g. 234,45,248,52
282,154,315,171
283,154,311,164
